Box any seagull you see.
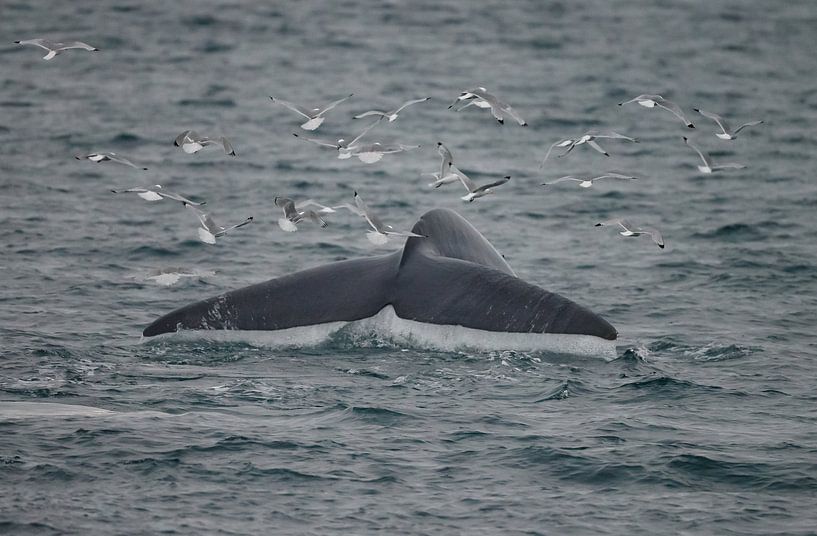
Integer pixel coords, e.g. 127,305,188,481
270,94,353,131
682,136,746,174
144,267,215,286
542,171,639,188
353,97,430,122
344,142,420,164
449,87,528,126
293,119,379,158
595,218,664,249
540,130,638,166
188,206,253,244
619,94,695,128
333,192,425,245
174,130,236,156
693,109,763,140
273,197,333,232
445,167,511,202
110,184,205,206
424,142,457,187
14,39,98,60
75,152,147,170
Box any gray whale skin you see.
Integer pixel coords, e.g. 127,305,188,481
143,208,617,341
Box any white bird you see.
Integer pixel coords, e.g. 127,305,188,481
144,267,215,286
542,171,639,188
333,192,425,245
273,196,332,232
619,94,695,128
353,97,430,122
540,130,638,166
75,152,147,170
449,87,528,126
344,142,420,164
424,142,457,187
596,218,664,249
14,39,98,60
188,206,253,244
682,136,746,174
292,119,379,158
174,130,236,156
110,184,205,206
693,109,763,140
444,167,510,202
270,94,353,131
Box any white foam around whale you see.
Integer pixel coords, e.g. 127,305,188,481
141,305,617,360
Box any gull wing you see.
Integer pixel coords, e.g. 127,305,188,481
292,133,339,148
215,217,254,237
317,93,354,116
500,104,527,126
392,97,431,114
543,176,582,186
347,119,381,147
586,130,638,142
16,39,56,50
274,197,299,220
353,110,386,119
693,108,731,134
733,120,763,134
294,199,335,213
270,97,313,119
59,41,97,51
157,189,205,206
682,136,712,168
447,165,475,192
174,130,196,146
107,153,146,170
473,175,511,194
655,97,694,127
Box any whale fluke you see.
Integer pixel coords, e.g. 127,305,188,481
142,209,616,345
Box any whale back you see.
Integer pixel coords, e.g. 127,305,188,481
402,208,514,275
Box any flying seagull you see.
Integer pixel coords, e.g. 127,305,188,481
174,130,235,156
693,109,763,140
293,119,379,158
353,97,430,122
424,142,457,187
619,94,695,128
273,196,333,232
75,152,147,170
449,87,528,126
110,184,205,206
333,192,425,245
542,171,639,188
344,142,420,164
14,39,98,60
188,206,253,244
682,136,746,174
540,130,638,166
270,94,353,131
595,218,664,249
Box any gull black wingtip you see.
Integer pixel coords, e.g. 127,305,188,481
659,244,665,249
142,167,149,170
693,108,700,112
688,123,695,128
14,40,21,44
594,223,603,227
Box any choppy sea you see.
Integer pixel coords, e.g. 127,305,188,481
2,1,817,534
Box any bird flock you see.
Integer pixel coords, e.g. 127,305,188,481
15,38,764,262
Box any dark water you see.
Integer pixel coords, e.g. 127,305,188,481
2,1,817,534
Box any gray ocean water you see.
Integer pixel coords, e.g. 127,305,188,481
2,0,817,534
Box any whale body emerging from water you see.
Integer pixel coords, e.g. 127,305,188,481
143,209,617,358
